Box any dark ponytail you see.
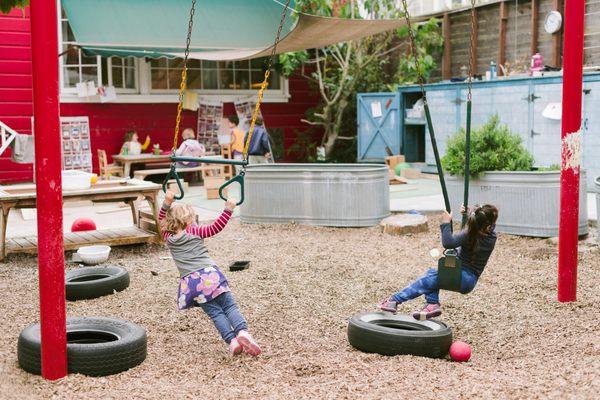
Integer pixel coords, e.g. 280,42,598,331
465,204,498,250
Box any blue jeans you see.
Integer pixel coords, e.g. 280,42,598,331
391,267,479,305
198,292,248,344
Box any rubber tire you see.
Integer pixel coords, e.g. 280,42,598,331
18,317,147,377
65,266,130,301
347,312,452,358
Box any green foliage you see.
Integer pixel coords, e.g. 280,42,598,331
393,18,444,86
536,164,561,171
442,115,534,177
0,0,28,14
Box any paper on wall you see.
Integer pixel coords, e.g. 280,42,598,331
371,101,382,118
542,102,562,120
98,86,117,103
76,81,97,97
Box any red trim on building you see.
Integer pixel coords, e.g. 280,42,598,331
0,7,320,183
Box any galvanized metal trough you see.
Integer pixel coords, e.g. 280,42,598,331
240,163,390,227
446,170,588,237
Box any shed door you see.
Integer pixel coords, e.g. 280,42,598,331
357,93,400,161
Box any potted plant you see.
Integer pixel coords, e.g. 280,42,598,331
441,115,587,237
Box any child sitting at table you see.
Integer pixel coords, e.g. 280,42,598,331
175,128,205,167
120,130,150,155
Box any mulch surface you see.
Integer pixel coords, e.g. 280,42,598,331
0,216,598,399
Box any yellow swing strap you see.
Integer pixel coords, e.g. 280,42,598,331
242,0,292,161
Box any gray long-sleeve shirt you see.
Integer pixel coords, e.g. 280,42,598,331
440,222,497,277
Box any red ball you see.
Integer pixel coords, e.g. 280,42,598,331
71,218,97,232
449,341,471,362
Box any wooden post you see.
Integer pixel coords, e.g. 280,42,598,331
471,8,478,75
442,13,452,80
30,0,68,379
498,1,508,76
552,0,564,67
558,0,585,302
531,0,540,55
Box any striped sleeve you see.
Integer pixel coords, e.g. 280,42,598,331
159,203,172,240
186,208,233,238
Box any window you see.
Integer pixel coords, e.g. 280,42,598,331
149,58,281,92
59,5,138,92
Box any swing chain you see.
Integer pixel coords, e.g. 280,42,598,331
466,0,476,102
400,0,428,107
173,0,197,153
242,0,292,162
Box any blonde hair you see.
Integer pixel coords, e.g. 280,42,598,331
160,203,196,233
182,128,195,140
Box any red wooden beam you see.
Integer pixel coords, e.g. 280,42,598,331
30,0,68,378
558,0,585,303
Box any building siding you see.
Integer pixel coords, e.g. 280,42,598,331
0,7,319,183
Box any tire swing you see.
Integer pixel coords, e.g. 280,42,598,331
65,265,130,301
18,317,147,377
347,0,477,358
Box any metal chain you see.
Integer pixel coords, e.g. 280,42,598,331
400,0,428,106
466,0,476,102
172,0,197,152
242,0,292,161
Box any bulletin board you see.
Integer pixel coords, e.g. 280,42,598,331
197,101,224,150
59,117,92,172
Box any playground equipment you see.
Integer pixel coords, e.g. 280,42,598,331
347,312,452,359
65,266,130,301
240,164,389,227
163,0,292,205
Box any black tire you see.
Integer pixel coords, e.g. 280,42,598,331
18,317,147,377
347,312,452,358
65,266,129,301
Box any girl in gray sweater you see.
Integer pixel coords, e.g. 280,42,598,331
159,190,261,356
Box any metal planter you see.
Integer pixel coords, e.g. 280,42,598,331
446,171,588,237
240,163,390,227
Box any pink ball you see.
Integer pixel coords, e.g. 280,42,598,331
449,341,471,362
71,218,97,232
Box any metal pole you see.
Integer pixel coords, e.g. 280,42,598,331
558,0,585,303
30,0,68,378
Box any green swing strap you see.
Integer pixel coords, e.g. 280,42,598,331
163,163,185,201
402,0,476,292
219,171,245,206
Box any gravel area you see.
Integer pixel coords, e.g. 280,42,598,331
0,216,599,399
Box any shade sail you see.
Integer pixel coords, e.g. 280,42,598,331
61,0,424,61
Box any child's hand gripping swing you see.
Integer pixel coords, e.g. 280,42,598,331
161,0,292,205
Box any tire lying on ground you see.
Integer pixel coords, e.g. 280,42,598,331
18,317,147,376
65,265,129,301
347,312,452,358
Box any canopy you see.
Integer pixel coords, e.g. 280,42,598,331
61,0,425,61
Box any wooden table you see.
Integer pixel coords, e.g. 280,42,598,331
112,154,172,177
0,179,163,260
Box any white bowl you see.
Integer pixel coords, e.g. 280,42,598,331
77,245,111,265
62,170,92,191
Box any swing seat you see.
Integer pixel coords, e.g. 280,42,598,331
437,249,462,292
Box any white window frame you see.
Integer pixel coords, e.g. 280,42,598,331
56,0,289,104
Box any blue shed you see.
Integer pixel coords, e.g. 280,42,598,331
357,72,600,186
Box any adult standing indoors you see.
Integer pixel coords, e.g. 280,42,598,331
244,117,272,164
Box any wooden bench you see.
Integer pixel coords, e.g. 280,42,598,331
133,165,224,181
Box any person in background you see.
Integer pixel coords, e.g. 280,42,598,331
120,130,150,155
243,117,272,164
175,128,205,167
227,115,245,173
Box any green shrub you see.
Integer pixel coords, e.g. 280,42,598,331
442,115,534,177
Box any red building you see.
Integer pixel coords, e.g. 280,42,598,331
0,6,319,183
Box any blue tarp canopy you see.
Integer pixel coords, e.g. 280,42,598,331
61,0,414,60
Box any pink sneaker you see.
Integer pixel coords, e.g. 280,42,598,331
236,330,262,357
229,338,243,356
412,303,442,320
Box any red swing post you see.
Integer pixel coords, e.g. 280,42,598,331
558,0,585,302
30,0,68,378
